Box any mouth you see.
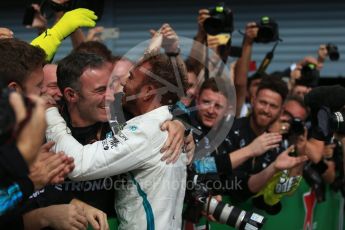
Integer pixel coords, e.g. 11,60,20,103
204,115,216,121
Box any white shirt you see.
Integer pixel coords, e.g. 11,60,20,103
46,106,187,230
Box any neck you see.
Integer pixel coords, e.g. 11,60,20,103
130,96,162,116
250,116,267,136
68,105,95,127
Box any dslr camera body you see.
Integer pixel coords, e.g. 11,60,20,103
203,3,234,35
255,16,280,43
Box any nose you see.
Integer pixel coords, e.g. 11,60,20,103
206,103,216,114
263,104,270,114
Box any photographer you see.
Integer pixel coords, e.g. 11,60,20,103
183,77,307,228
0,91,46,215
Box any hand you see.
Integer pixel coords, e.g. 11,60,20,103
206,35,221,50
43,204,88,230
29,142,75,190
184,133,195,164
201,195,222,222
247,132,282,157
147,28,163,53
298,56,323,70
52,8,97,40
41,94,58,109
323,143,336,159
295,128,308,155
28,4,47,30
196,9,210,38
31,8,97,61
243,22,259,44
86,26,104,41
12,93,47,166
0,27,13,39
72,199,109,230
273,145,308,171
160,120,185,164
160,23,179,53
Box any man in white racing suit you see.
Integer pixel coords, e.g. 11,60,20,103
46,53,189,230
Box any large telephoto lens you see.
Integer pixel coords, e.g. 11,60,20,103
205,197,265,230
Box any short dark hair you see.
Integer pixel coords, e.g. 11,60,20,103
199,77,229,99
0,38,46,87
256,75,288,102
57,52,106,93
74,41,113,62
136,53,188,105
184,59,200,75
247,72,269,89
285,95,309,114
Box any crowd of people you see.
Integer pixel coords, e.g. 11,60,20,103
0,2,344,230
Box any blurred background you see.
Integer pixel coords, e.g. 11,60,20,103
2,0,345,83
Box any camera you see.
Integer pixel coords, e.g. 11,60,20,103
295,62,319,87
33,0,104,20
326,43,340,61
316,106,345,141
184,170,266,229
203,4,234,35
284,118,305,141
255,16,280,43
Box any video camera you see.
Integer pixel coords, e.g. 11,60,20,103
326,43,340,61
184,169,266,230
255,16,280,44
203,3,234,35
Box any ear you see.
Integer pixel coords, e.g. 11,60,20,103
251,94,256,105
7,82,23,93
142,84,156,102
63,87,79,103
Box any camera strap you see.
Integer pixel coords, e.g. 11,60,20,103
257,41,279,73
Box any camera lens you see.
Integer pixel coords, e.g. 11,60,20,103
206,197,265,230
331,110,345,134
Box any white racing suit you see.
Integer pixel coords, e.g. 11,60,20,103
45,106,187,230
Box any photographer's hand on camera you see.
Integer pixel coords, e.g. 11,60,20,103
196,9,210,41
243,22,259,45
201,195,222,222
